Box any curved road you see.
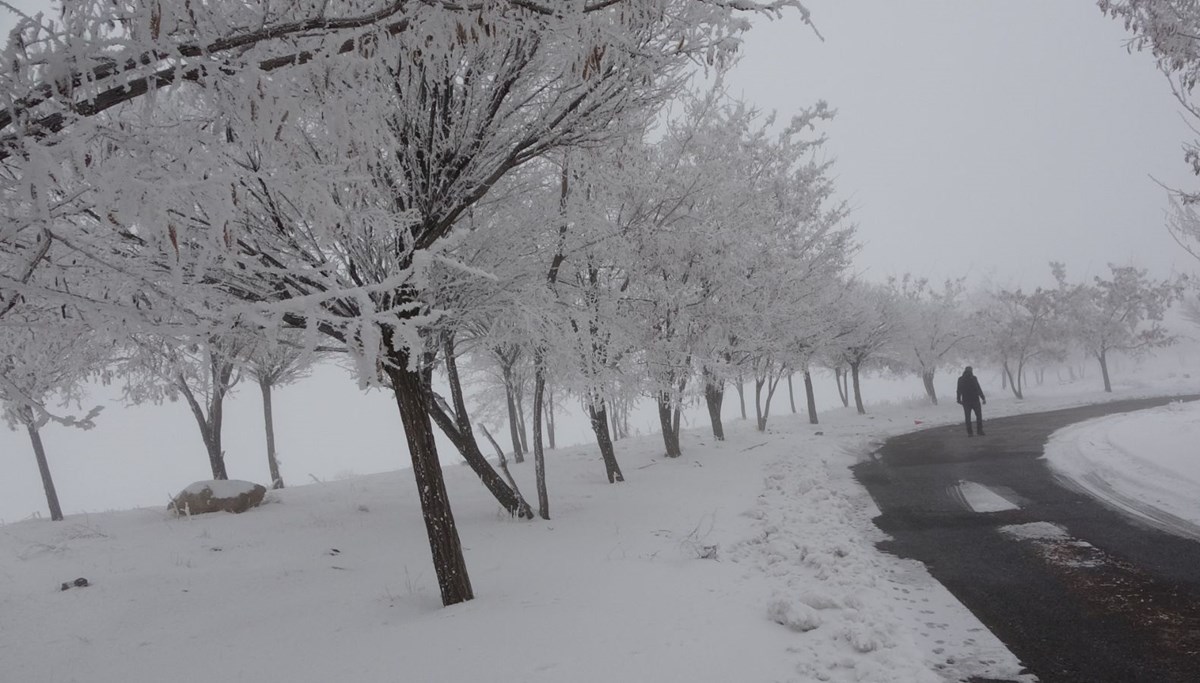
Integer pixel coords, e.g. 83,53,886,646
853,395,1200,683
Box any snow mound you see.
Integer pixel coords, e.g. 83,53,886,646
1044,400,1200,541
999,522,1070,542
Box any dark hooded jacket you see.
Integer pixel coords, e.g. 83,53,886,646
956,368,985,405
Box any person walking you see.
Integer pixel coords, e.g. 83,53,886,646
956,366,986,437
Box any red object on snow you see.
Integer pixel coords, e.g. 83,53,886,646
914,420,924,425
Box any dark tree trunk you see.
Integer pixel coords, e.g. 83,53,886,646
477,423,530,517
787,373,796,414
259,379,284,489
385,347,473,607
426,402,533,519
531,357,550,520
736,378,747,420
1098,349,1112,393
704,375,725,441
515,380,530,454
1004,361,1024,399
429,337,532,519
754,378,770,431
26,419,63,521
850,362,866,415
587,398,624,483
182,396,227,480
657,392,683,458
502,365,524,464
835,367,850,408
803,371,819,425
177,355,233,481
922,370,938,406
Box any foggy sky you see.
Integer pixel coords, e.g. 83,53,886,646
729,0,1197,286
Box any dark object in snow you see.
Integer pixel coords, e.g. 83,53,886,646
698,545,718,560
60,577,89,591
169,480,267,515
814,431,824,436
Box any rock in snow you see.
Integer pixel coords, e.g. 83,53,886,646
169,480,266,515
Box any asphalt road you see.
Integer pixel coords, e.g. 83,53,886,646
853,395,1200,683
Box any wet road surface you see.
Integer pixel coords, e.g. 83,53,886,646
854,396,1200,683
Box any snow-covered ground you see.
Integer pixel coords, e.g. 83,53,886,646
1044,398,1200,542
2,371,1196,683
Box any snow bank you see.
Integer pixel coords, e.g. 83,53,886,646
7,379,1191,682
1044,399,1200,540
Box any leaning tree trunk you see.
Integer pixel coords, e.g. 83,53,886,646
258,378,284,489
850,362,866,415
1004,361,1023,399
787,373,796,414
26,420,63,521
384,347,473,607
427,403,533,519
431,336,532,519
515,380,530,454
921,370,938,406
803,371,819,425
531,363,550,520
704,374,725,441
1098,349,1113,393
835,367,850,408
587,398,624,483
657,391,683,458
735,379,747,420
478,423,530,518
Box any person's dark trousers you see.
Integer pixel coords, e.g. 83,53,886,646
962,401,984,436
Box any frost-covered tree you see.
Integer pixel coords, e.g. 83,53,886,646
122,332,248,480
1,0,815,607
1,306,110,521
243,331,328,489
1101,0,1200,198
890,275,971,405
828,282,898,415
971,276,1068,400
1053,262,1184,392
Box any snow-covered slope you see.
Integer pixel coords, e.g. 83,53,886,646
7,377,1195,683
1044,399,1200,541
